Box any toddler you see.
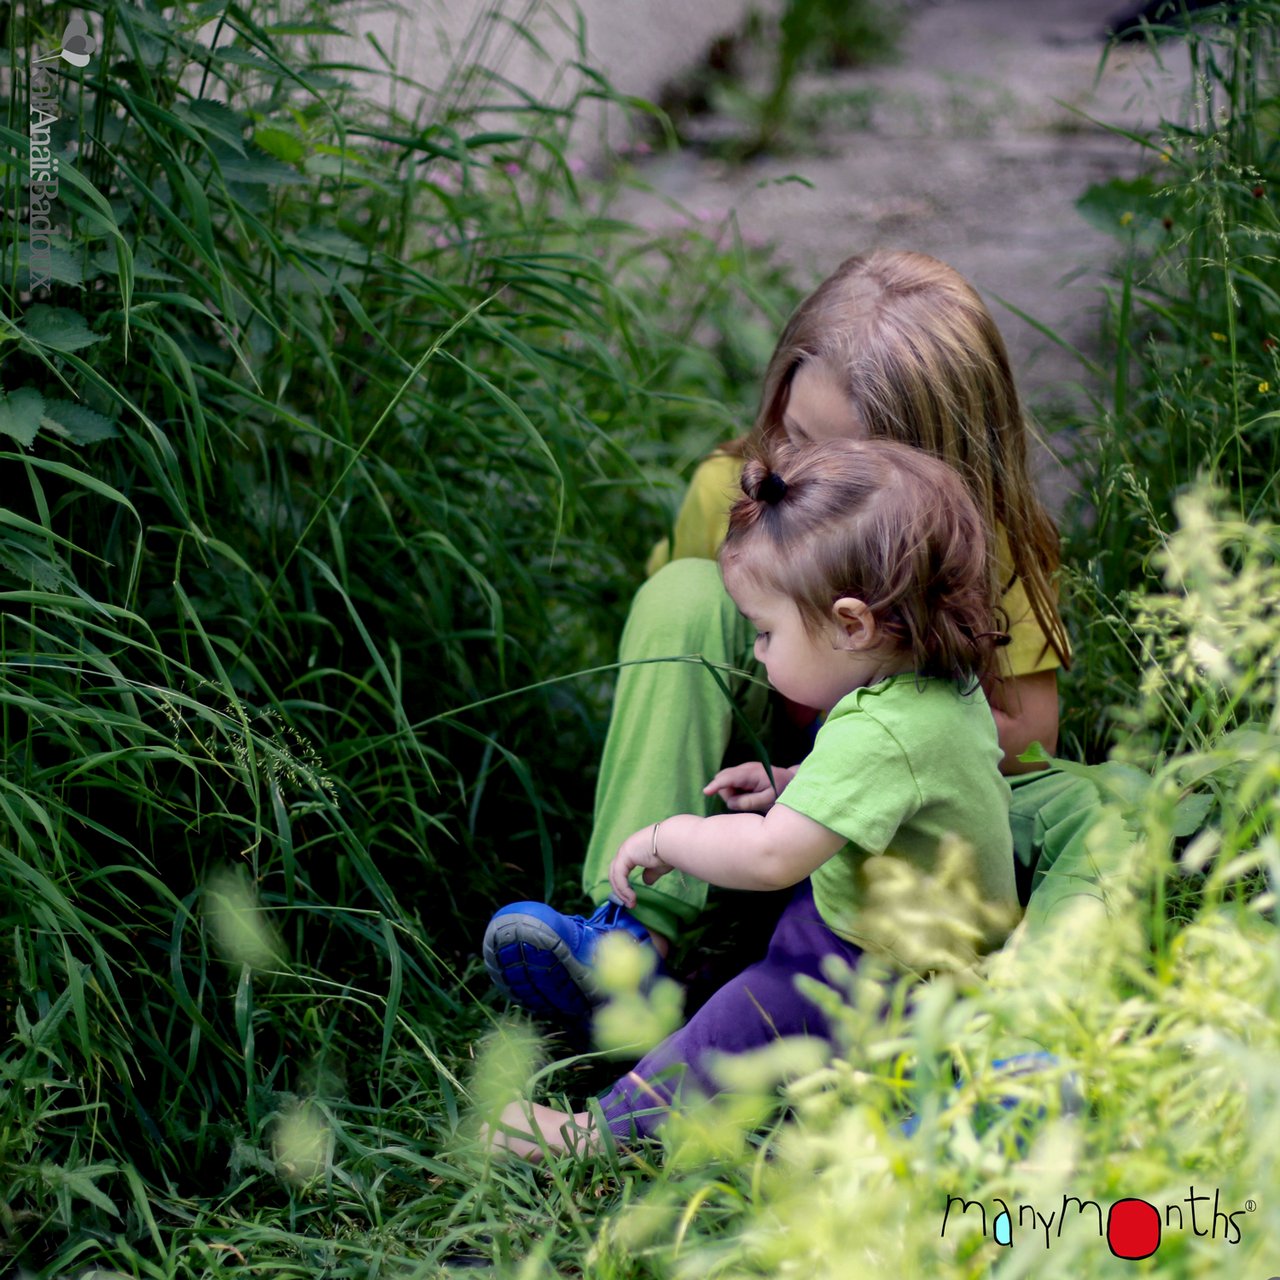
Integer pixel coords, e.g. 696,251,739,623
492,437,1019,1156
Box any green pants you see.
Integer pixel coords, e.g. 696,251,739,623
1008,768,1128,938
585,559,1122,942
583,559,763,940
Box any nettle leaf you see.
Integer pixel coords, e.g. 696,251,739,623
0,387,46,446
90,246,177,282
20,305,105,353
210,140,307,186
304,154,351,178
41,399,119,445
39,1162,121,1218
176,99,249,155
126,5,185,36
254,126,306,166
292,226,371,264
108,195,137,229
0,540,71,591
18,241,83,287
1171,791,1215,838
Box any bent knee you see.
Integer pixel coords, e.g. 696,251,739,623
624,559,740,650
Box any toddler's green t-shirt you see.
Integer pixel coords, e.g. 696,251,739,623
779,674,1017,970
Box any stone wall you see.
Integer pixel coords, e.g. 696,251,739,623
330,0,778,149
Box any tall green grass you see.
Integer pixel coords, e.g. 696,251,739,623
0,0,793,1271
1061,0,1280,761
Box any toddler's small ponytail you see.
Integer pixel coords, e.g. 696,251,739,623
758,472,788,504
741,458,789,505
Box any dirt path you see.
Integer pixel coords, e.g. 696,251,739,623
615,0,1192,507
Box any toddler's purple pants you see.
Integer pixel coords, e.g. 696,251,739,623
598,880,863,1140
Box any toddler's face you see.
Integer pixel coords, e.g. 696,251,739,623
782,360,865,445
723,565,873,714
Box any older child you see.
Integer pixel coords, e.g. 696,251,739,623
485,251,1083,1021
492,438,1019,1155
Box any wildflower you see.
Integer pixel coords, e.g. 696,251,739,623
1162,215,1174,230
1259,381,1271,394
1120,211,1135,226
503,161,521,176
1263,337,1277,352
1159,150,1172,163
1211,332,1227,342
1253,185,1265,198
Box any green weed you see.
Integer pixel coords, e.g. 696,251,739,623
0,0,793,1271
1062,0,1280,760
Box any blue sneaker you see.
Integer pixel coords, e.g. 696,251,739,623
900,1052,1081,1138
483,899,655,1021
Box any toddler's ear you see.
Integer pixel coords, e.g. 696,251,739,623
831,597,878,650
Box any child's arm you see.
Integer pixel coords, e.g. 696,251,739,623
702,761,801,813
608,805,845,904
987,669,1059,775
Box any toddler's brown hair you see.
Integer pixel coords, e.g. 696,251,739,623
721,438,1004,685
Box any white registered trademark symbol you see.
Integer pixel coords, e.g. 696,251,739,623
1245,1199,1257,1213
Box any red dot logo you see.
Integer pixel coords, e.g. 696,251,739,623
1107,1198,1161,1259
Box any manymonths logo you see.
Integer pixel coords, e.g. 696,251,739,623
940,1186,1256,1259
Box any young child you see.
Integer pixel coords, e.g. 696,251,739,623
485,250,1083,1023
491,437,1020,1156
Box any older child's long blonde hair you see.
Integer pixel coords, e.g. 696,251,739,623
729,250,1069,669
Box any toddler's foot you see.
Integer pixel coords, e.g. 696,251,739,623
485,1099,597,1161
483,898,656,1022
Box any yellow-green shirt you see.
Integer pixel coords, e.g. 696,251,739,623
646,452,1062,679
780,675,1017,968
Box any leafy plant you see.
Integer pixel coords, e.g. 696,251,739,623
755,0,902,151
655,0,901,158
3,0,1278,1275
1060,0,1280,761
0,0,794,1271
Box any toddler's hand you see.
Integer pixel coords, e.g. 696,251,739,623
703,762,796,813
609,823,675,907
